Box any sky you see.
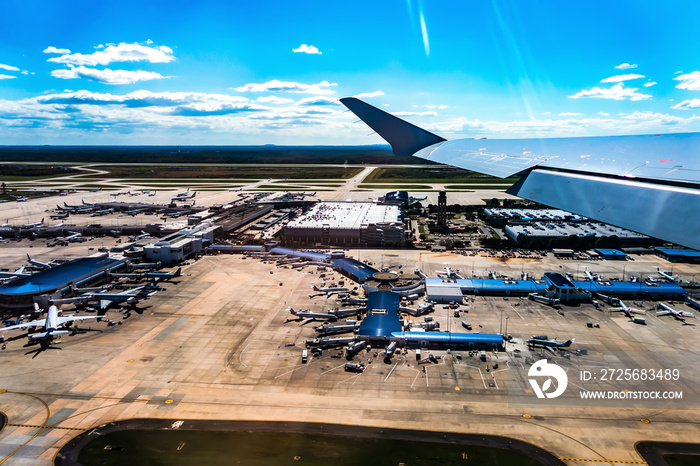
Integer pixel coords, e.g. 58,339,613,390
1,0,699,145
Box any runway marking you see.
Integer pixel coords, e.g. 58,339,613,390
478,368,487,389
558,458,646,464
383,361,399,382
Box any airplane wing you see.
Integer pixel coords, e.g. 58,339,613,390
0,318,47,332
340,97,700,250
57,315,102,326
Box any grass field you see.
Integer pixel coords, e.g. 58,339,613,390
363,167,519,184
359,184,433,189
89,165,364,180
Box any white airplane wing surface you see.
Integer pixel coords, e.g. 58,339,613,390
341,97,700,250
0,318,47,332
57,315,102,326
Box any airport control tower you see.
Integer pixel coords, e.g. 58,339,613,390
437,190,447,230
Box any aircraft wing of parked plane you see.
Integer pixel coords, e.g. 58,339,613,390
609,300,646,318
79,286,157,310
657,302,694,319
341,97,700,250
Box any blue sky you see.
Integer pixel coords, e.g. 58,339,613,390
1,0,699,145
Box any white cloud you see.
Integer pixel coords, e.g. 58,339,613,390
295,96,339,106
672,99,700,110
43,46,71,54
600,73,645,83
394,111,438,117
674,71,700,91
51,66,167,85
0,74,16,80
292,44,322,55
599,112,609,116
234,80,338,95
413,103,448,109
569,83,652,101
542,111,551,115
353,91,384,99
426,111,699,138
47,42,174,66
0,64,19,71
643,81,657,87
615,63,638,70
558,112,581,116
256,96,295,104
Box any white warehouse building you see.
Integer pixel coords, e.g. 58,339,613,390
283,202,405,247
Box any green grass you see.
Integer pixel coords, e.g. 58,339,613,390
90,165,363,180
359,184,433,189
364,167,519,184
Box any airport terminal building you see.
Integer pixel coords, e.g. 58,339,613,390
283,202,405,247
0,256,127,312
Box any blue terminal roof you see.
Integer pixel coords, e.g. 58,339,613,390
358,291,402,338
425,278,548,294
595,248,627,256
330,258,378,281
655,248,700,258
0,257,124,296
359,314,402,338
426,277,685,297
397,332,504,346
571,280,686,296
269,247,330,261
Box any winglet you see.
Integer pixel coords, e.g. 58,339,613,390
340,97,446,156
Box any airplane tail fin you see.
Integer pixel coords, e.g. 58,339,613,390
340,97,446,156
563,339,574,347
175,268,182,277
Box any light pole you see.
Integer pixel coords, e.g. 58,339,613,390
505,316,510,339
499,308,503,335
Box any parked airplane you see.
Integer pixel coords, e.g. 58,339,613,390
128,231,152,241
341,97,700,251
125,208,146,216
91,208,114,216
129,191,142,196
658,270,678,283
656,302,694,320
27,254,52,269
175,189,190,197
0,303,102,342
130,261,162,270
78,286,157,310
148,191,156,196
286,307,338,324
62,201,83,210
15,196,28,202
22,218,44,228
57,231,83,243
110,268,182,282
312,285,349,293
0,219,11,227
82,199,95,206
171,192,196,201
50,212,70,220
609,300,646,319
526,336,574,350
